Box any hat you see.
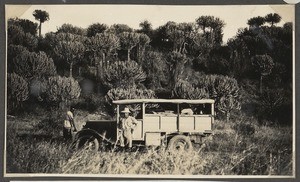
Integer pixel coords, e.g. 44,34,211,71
121,107,131,113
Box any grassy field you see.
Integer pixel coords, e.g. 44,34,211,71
5,112,293,175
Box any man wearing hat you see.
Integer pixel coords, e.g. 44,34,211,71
119,107,138,148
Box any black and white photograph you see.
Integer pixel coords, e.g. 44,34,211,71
4,4,296,178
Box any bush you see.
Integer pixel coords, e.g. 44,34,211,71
7,24,38,50
141,51,168,89
45,76,81,108
11,50,57,79
7,44,28,73
218,95,241,122
173,75,241,121
75,93,106,113
8,18,38,36
232,121,256,136
101,61,147,90
172,79,209,99
257,88,289,124
105,87,156,114
7,73,29,114
57,23,86,35
106,87,156,103
198,75,241,121
86,23,108,37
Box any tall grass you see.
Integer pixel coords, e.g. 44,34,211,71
6,115,293,175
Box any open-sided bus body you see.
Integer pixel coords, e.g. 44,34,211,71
74,99,215,151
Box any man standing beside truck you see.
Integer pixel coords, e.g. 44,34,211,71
63,107,78,140
119,107,138,149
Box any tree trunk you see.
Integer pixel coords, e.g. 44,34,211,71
260,75,263,94
136,44,140,62
102,52,106,68
69,62,73,78
141,47,146,62
127,49,131,61
202,27,206,34
39,21,42,37
226,112,230,122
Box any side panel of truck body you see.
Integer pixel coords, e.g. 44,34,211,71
142,115,212,133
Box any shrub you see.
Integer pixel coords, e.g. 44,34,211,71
8,18,38,36
257,88,290,124
172,79,209,99
198,75,241,121
101,61,147,90
173,75,241,121
232,121,256,136
106,87,156,103
45,76,81,108
7,44,28,73
7,24,38,51
7,73,29,114
218,95,241,122
86,23,108,37
75,93,106,113
57,23,86,35
12,50,57,79
166,51,188,88
105,87,156,114
196,75,240,99
141,51,168,89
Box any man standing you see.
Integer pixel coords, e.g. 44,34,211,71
119,107,138,148
63,107,77,140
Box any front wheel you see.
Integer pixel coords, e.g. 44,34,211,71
167,135,193,153
74,135,100,152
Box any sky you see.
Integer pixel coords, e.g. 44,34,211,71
6,4,295,43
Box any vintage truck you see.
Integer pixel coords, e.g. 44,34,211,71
72,99,215,152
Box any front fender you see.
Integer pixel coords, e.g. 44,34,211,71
74,128,103,141
73,128,115,145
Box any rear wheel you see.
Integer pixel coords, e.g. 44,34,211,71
75,135,100,152
167,135,193,152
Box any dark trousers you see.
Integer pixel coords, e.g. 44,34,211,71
63,127,72,140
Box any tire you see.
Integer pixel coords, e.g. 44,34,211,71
74,135,100,152
167,135,193,153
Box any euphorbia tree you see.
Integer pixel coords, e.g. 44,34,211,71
45,76,81,109
12,50,57,80
86,32,120,71
119,32,140,61
7,73,29,113
53,33,85,77
32,9,49,37
251,54,274,93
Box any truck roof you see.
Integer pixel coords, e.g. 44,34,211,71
112,99,215,104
